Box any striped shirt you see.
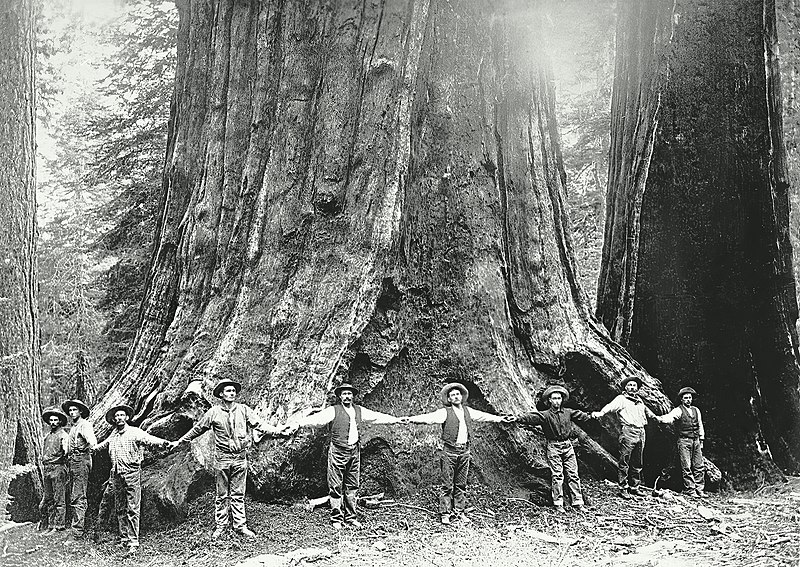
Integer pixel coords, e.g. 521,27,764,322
95,425,167,473
67,418,97,457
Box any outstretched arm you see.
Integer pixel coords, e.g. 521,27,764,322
469,408,514,423
407,408,447,425
360,408,403,425
592,395,624,419
176,409,213,445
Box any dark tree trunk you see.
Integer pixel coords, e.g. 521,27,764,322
598,0,800,484
0,0,43,521
95,0,690,518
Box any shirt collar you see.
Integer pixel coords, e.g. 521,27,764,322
623,393,642,404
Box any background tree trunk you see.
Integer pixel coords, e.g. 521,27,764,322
598,0,800,484
0,0,43,521
94,0,691,517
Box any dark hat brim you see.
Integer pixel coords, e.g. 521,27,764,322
61,399,90,419
334,384,360,398
212,380,242,399
619,376,643,390
42,409,67,426
440,383,469,406
542,385,570,404
105,404,134,425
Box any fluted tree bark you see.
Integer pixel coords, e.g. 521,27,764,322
598,0,800,484
0,0,42,521
94,0,690,517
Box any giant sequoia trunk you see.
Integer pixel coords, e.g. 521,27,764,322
598,0,800,484
0,0,42,521
94,0,688,517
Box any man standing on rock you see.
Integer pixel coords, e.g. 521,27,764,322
93,404,172,556
513,385,593,512
62,398,96,539
172,379,283,540
592,377,658,499
40,407,70,534
655,386,706,497
407,383,514,525
284,383,403,530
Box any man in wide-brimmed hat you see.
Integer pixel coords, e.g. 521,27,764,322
61,398,96,538
407,383,514,525
93,403,172,555
592,376,658,499
655,386,706,497
513,385,594,512
284,383,403,529
39,408,69,533
173,378,284,539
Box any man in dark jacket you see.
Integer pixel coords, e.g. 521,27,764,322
285,383,402,529
62,398,96,538
514,385,593,511
40,407,69,533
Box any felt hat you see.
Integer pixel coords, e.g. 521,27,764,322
440,382,469,406
212,379,242,399
541,385,570,404
61,399,90,419
619,376,643,391
334,383,360,398
105,404,134,425
42,407,67,427
677,386,697,398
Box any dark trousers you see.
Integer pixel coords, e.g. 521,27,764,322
214,459,248,529
546,440,584,506
618,425,645,489
327,443,360,523
439,445,470,516
678,437,704,491
112,469,142,548
40,464,67,529
68,454,91,534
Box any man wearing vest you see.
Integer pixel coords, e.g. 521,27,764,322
39,407,70,533
62,398,96,538
513,385,593,512
655,386,706,497
591,376,658,499
172,379,283,539
285,383,402,529
407,383,514,525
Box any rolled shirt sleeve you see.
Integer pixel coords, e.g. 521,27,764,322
468,408,505,423
359,408,400,424
408,408,448,425
294,406,336,428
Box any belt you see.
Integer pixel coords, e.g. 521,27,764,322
679,435,699,439
548,439,572,444
444,442,470,451
622,424,645,429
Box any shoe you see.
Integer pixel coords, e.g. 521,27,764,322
619,489,632,499
628,487,644,496
573,504,585,512
331,521,343,530
346,520,363,529
554,505,566,513
125,545,139,557
236,527,256,538
211,526,225,540
695,490,707,498
45,528,59,535
440,515,451,525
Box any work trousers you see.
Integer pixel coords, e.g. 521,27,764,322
68,454,91,534
112,468,142,548
327,443,360,523
677,437,705,492
439,444,470,516
546,440,584,506
40,464,67,529
214,459,248,529
618,425,645,489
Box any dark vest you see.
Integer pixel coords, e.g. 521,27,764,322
441,406,473,445
676,405,700,438
329,404,362,447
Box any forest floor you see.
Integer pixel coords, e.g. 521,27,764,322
1,476,798,567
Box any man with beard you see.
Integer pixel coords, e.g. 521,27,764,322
62,398,96,538
655,387,706,497
93,404,171,556
172,379,283,540
284,383,403,529
39,407,69,533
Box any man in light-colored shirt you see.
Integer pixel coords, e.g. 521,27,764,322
40,408,69,533
592,376,658,499
93,404,171,556
284,383,402,529
655,386,706,497
62,398,96,538
173,379,283,540
408,383,514,525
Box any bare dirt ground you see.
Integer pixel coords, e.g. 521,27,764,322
1,477,798,567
